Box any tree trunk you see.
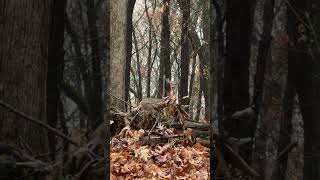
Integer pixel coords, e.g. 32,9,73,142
47,0,67,160
178,0,191,108
87,0,103,129
253,1,288,179
209,0,221,178
251,2,276,174
312,1,320,177
105,0,111,177
110,0,127,111
0,0,49,153
145,0,154,98
211,0,224,136
125,0,136,105
189,25,209,121
188,54,197,116
202,0,210,121
224,0,253,137
65,15,91,125
285,0,320,179
195,83,202,121
132,28,143,101
157,0,171,98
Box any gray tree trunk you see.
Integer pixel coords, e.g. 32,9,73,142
110,0,127,111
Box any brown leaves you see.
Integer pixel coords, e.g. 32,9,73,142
110,127,210,179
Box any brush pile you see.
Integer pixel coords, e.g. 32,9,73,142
110,98,210,179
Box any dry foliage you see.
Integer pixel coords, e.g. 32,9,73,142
110,126,210,179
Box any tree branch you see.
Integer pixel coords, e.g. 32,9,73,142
0,99,80,147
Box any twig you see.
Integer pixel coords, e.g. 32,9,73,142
106,91,135,108
0,99,79,147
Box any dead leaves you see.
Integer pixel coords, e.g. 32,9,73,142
111,97,209,179
110,127,210,179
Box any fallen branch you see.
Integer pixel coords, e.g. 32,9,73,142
0,99,79,147
165,121,209,131
193,129,209,137
138,134,186,146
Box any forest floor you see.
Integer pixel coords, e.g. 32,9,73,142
110,98,210,179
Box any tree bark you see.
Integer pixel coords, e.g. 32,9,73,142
132,28,143,101
188,54,197,116
202,0,210,121
284,0,319,179
110,0,127,111
253,1,288,179
145,0,158,98
125,0,136,105
105,0,111,177
47,0,67,160
189,25,209,121
0,0,49,153
178,0,191,108
157,0,171,98
87,0,103,129
224,0,253,138
251,1,276,174
209,0,221,178
211,0,224,136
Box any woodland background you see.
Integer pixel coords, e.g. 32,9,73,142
1,0,320,179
